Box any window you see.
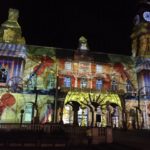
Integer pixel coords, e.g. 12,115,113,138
64,77,71,87
23,103,33,123
111,80,118,91
79,62,90,73
63,105,73,124
126,79,132,93
96,79,103,90
48,74,55,89
0,65,8,83
80,78,88,88
65,62,72,70
78,108,88,126
96,65,103,73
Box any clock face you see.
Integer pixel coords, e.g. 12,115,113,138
143,11,150,22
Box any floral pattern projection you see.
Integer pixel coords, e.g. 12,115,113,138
0,46,56,123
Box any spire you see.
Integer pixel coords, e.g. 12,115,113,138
0,8,25,44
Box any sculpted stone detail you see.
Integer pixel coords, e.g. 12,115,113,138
0,8,25,44
8,8,19,21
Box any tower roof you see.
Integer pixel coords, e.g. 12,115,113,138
0,8,25,44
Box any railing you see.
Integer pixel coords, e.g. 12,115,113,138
0,123,89,136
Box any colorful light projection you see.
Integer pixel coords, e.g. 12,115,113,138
58,54,136,92
24,46,56,91
63,91,121,126
0,90,54,123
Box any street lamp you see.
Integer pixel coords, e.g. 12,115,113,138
54,75,60,123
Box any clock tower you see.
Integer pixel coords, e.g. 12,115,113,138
131,0,150,94
134,0,150,25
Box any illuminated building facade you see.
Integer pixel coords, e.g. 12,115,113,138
0,1,150,129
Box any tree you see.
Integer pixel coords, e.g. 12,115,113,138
81,93,108,127
66,101,80,125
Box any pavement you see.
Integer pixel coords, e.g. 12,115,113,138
0,129,150,150
0,144,144,150
112,129,150,150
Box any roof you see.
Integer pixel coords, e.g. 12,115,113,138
27,44,134,65
0,43,27,59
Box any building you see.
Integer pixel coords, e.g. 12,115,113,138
0,1,150,129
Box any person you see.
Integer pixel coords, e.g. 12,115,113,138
96,114,101,127
132,116,136,129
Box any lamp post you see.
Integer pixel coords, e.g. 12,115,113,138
54,75,59,123
136,91,141,129
20,109,24,127
122,93,127,130
118,89,128,130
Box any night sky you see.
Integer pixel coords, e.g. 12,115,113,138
0,0,139,55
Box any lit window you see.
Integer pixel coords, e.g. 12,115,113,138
96,65,102,73
48,74,55,89
65,62,72,70
96,79,103,90
64,77,71,87
24,103,33,123
80,78,88,88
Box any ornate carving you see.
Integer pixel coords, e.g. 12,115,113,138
132,39,137,57
3,28,16,43
0,8,26,44
79,36,89,50
139,34,150,56
8,8,19,21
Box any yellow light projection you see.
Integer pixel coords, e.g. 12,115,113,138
64,91,121,107
63,91,122,126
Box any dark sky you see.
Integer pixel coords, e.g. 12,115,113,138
0,0,139,55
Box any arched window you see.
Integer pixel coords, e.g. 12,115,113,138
96,79,103,90
64,77,71,88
